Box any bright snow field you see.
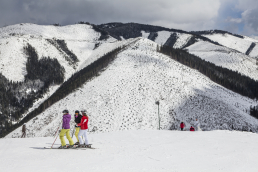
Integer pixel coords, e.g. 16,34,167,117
1,130,258,172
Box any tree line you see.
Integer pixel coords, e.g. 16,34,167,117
158,45,258,119
0,44,65,137
1,39,137,138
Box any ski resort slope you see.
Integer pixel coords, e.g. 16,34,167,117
6,38,258,138
1,130,258,172
0,23,115,82
202,33,258,57
186,41,258,81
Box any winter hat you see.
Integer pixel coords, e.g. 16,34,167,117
62,110,69,114
75,110,79,114
81,110,88,114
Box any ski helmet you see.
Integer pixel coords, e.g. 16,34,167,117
81,110,87,114
75,110,79,114
62,110,69,114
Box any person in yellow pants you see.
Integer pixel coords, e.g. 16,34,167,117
59,110,74,149
60,129,74,146
74,110,82,145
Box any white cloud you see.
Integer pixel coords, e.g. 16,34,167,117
0,0,221,32
228,18,242,23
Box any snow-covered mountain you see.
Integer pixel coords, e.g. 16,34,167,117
1,22,258,138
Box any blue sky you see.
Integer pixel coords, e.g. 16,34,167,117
0,0,257,37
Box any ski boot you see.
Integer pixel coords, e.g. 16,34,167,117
58,145,67,149
74,142,80,145
77,144,85,148
85,144,91,148
67,145,76,149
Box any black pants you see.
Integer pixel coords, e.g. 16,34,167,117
181,128,183,131
21,132,26,138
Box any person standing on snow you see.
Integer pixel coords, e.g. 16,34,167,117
21,123,26,138
194,119,202,131
180,122,185,131
59,110,74,149
74,110,82,145
77,110,90,147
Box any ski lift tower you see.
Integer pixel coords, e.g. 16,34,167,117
155,101,160,130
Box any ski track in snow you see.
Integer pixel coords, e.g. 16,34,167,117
1,130,258,172
6,38,258,138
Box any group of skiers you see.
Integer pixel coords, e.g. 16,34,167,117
58,109,90,149
180,119,201,131
21,111,200,146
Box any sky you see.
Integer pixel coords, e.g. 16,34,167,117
0,0,257,37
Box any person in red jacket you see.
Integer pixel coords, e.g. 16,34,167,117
190,126,195,131
77,110,90,147
180,122,185,131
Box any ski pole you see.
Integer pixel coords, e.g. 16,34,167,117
51,120,62,149
53,120,62,137
71,125,76,138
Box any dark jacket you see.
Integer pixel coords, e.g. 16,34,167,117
22,125,26,132
74,114,82,125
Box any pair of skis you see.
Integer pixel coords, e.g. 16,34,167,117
44,144,95,150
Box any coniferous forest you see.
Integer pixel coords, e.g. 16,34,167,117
0,44,65,137
1,39,136,138
158,45,258,119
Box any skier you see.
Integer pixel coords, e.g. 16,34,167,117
21,123,26,138
194,118,202,131
77,110,90,148
190,126,195,131
74,110,82,145
59,110,74,149
180,122,185,131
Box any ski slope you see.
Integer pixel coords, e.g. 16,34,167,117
203,33,253,54
1,130,258,172
6,38,258,138
0,23,114,81
186,41,258,81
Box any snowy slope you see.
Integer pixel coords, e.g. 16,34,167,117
249,42,258,58
0,23,115,82
202,33,258,56
155,31,171,45
1,130,258,172
173,32,192,49
6,38,258,138
185,40,258,81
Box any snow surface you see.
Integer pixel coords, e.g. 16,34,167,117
249,42,258,58
173,33,192,49
186,41,258,81
141,30,150,39
155,31,171,45
6,38,258,138
0,23,114,81
203,33,252,54
1,130,258,172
